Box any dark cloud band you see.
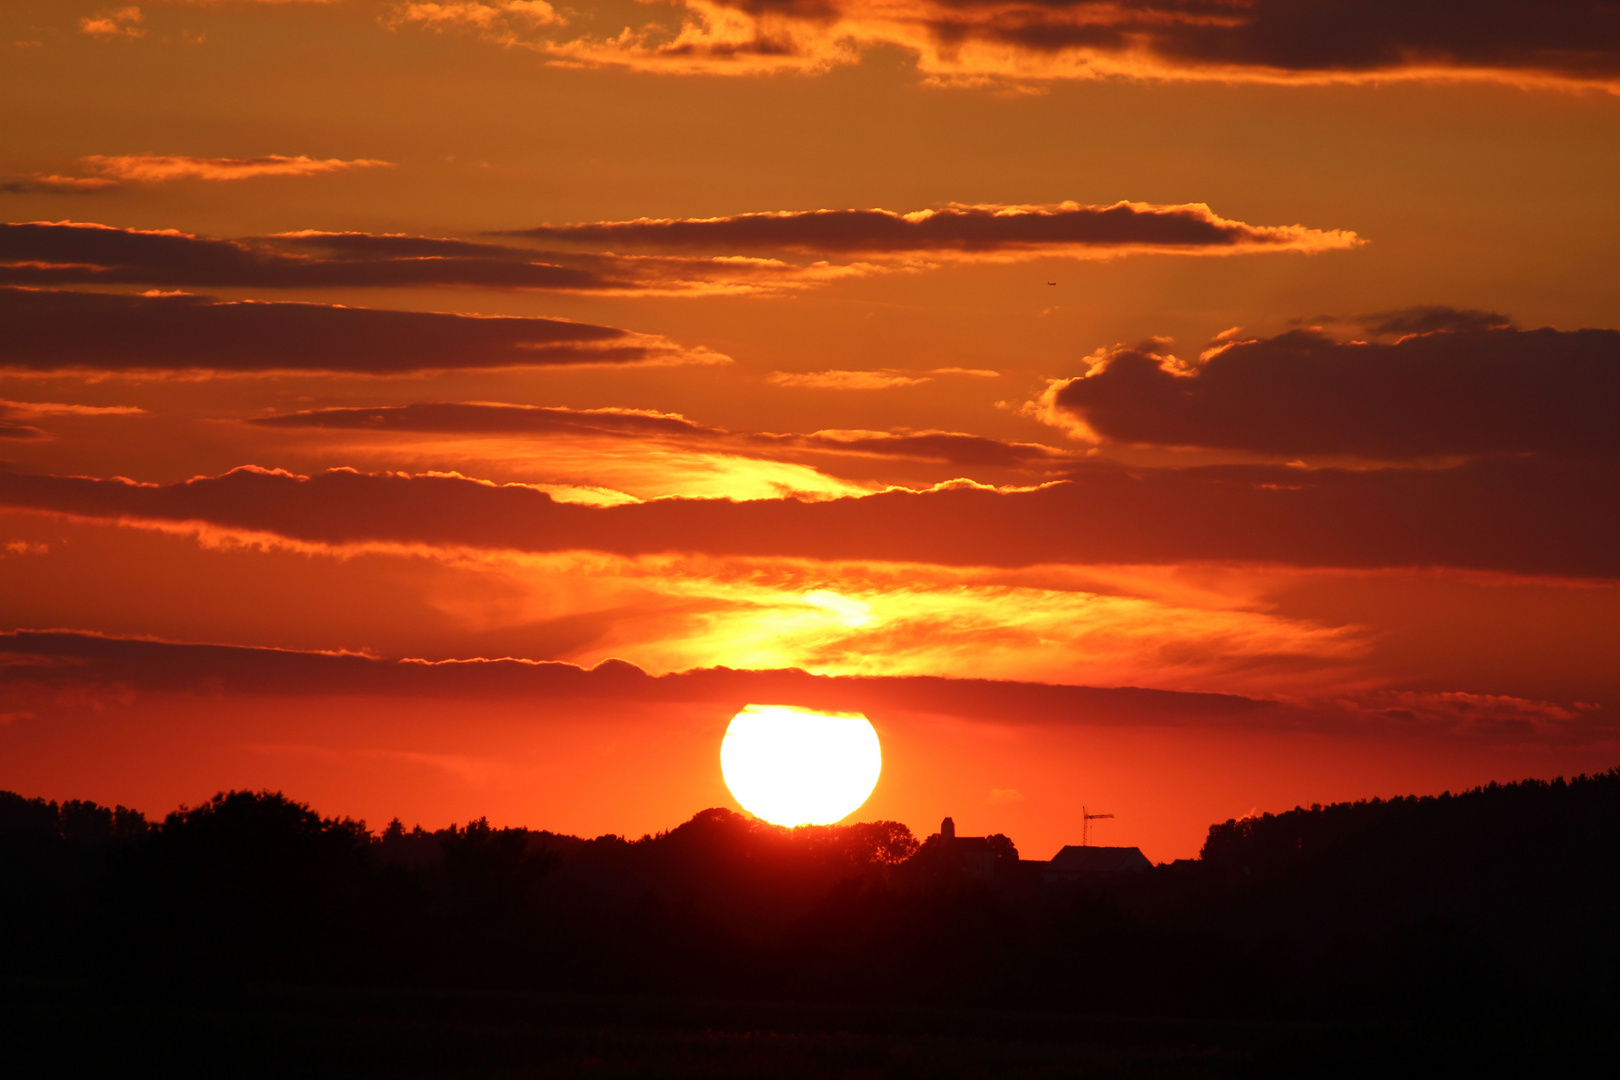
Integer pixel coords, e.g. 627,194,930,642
0,629,1268,728
1,458,1613,578
0,288,714,374
0,222,620,292
251,402,1076,469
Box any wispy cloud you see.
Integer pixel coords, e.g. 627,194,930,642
767,370,933,390
78,6,145,39
81,154,393,182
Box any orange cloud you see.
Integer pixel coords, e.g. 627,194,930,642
385,0,564,41
767,370,932,389
78,6,145,39
81,154,393,182
0,398,143,438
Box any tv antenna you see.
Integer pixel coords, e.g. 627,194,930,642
1081,806,1114,847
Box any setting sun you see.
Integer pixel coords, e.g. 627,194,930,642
720,704,882,826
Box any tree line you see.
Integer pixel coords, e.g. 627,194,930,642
2,769,1617,1019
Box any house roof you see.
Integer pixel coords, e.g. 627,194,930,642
1048,845,1153,873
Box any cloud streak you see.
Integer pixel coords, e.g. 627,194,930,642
0,222,630,292
80,154,393,182
511,201,1360,258
250,401,1079,470
0,209,1354,298
0,288,722,375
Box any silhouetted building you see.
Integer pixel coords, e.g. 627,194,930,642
1040,844,1153,880
937,816,998,878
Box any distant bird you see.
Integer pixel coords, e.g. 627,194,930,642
1047,281,1057,285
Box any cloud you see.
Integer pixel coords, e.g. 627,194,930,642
0,627,1287,727
1037,317,1620,459
388,0,1620,92
1352,305,1516,338
385,0,563,40
0,288,723,375
1,456,1614,578
0,222,629,292
80,154,393,182
4,629,1607,743
1,176,121,195
767,370,932,389
0,397,144,439
0,399,145,418
79,6,145,39
0,211,1350,297
249,401,1079,470
510,201,1361,258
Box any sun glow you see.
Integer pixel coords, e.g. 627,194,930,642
720,704,882,826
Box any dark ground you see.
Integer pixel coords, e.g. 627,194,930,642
2,978,1614,1078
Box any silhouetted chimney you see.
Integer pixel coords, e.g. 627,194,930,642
941,817,955,843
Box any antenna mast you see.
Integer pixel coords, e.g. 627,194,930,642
1081,806,1114,847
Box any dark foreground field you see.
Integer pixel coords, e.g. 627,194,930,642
4,769,1618,1076
3,978,1614,1079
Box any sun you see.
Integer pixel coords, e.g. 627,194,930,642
720,704,882,827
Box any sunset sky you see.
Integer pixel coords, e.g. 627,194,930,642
3,0,1618,860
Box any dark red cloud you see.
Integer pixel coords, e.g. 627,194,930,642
0,628,1281,729
1,458,1614,578
1055,0,1620,81
251,403,1075,469
1046,321,1620,459
7,631,1609,743
0,288,712,374
509,200,1353,255
714,0,1620,85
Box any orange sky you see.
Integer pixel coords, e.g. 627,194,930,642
3,0,1618,859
